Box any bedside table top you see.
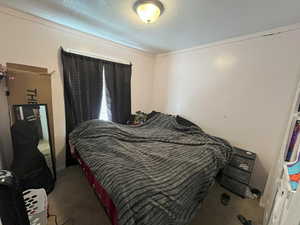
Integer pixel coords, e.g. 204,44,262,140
233,147,256,160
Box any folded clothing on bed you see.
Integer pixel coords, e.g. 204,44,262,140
69,112,233,225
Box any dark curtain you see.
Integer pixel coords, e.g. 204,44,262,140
61,49,104,166
104,62,132,124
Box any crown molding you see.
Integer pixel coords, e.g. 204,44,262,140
0,4,155,58
158,23,300,57
1,3,300,59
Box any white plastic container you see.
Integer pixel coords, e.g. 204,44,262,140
23,189,48,225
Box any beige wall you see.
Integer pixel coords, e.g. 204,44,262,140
0,81,13,169
152,27,300,191
0,5,155,170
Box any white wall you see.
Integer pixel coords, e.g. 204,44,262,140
0,81,13,169
0,5,155,170
152,27,300,190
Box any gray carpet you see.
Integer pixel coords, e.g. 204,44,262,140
48,166,264,225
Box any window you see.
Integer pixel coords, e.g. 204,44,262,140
99,67,110,121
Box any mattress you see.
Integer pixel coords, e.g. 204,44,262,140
71,148,118,225
69,113,232,225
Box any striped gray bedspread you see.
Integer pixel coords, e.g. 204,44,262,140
69,113,232,225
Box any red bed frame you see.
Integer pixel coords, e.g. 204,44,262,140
70,144,118,225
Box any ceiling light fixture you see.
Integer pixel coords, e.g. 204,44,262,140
133,0,164,24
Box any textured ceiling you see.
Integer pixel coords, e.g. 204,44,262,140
1,0,300,53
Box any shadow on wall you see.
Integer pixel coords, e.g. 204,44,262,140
54,49,66,171
250,155,268,192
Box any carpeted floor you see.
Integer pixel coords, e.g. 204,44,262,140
48,166,264,225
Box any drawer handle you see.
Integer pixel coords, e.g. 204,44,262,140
239,164,249,171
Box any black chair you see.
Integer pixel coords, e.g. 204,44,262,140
10,120,54,194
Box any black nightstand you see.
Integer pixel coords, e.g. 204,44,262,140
219,147,256,198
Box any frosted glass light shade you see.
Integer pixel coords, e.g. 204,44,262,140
134,0,164,24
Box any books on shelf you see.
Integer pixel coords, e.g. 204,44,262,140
285,151,300,191
286,120,300,162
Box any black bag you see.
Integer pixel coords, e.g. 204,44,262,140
10,120,54,194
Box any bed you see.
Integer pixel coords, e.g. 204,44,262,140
69,112,233,225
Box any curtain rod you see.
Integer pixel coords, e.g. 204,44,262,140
64,48,132,65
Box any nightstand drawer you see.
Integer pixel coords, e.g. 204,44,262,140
223,166,251,185
234,147,256,160
220,175,248,197
230,155,254,172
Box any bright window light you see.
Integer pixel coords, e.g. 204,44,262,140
99,68,110,121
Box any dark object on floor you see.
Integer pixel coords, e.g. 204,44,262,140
251,188,262,198
219,147,257,198
10,120,55,194
221,193,231,206
0,170,30,225
237,214,252,225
